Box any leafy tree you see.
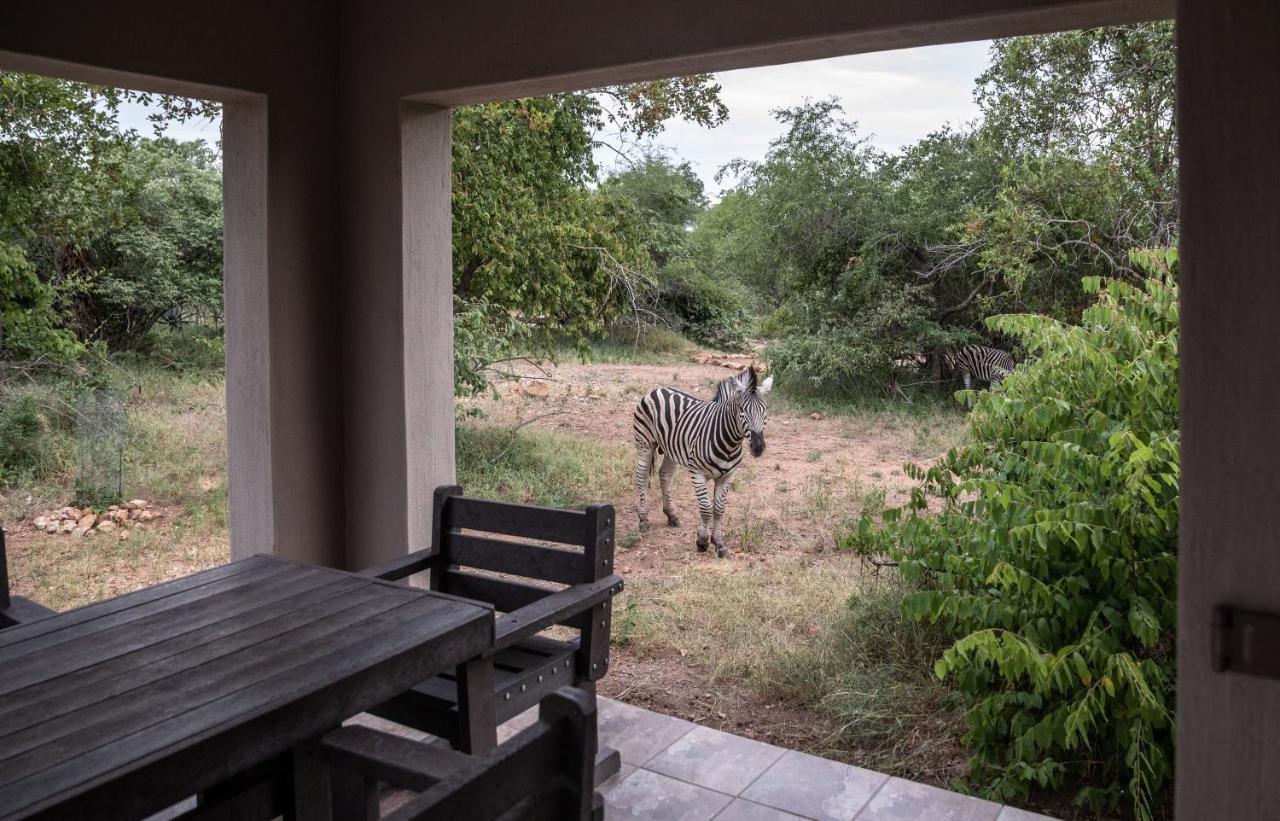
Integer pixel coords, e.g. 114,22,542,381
976,23,1176,242
1,72,222,358
450,78,727,391
599,152,707,267
598,152,749,349
848,249,1179,819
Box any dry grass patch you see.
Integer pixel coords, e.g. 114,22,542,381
614,553,964,780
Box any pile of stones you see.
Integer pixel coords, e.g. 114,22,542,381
31,499,158,541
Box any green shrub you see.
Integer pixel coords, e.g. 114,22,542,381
455,422,631,510
653,257,749,350
846,249,1179,820
0,385,74,486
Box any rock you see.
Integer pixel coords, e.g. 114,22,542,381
96,520,117,533
809,412,822,421
71,527,86,538
33,516,48,529
77,513,97,529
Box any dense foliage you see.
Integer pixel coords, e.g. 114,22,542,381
0,73,223,359
449,79,728,392
679,22,1175,397
849,249,1179,819
600,154,749,348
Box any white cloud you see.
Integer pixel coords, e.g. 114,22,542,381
597,40,993,198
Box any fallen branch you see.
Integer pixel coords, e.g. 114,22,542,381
864,555,900,574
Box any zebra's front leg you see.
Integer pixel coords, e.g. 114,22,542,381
711,469,736,558
689,471,714,552
635,445,656,531
659,456,681,527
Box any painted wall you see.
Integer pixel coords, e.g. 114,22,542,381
1177,0,1280,816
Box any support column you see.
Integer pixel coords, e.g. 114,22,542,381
340,95,455,571
223,91,345,566
1176,0,1280,816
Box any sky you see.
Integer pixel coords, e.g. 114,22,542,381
114,39,994,199
595,40,994,198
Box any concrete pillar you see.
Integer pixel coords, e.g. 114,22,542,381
1176,0,1280,816
222,92,346,567
339,92,455,571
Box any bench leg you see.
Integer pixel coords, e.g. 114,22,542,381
456,657,497,754
594,747,622,785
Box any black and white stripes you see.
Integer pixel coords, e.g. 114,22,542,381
944,345,1016,389
633,367,773,557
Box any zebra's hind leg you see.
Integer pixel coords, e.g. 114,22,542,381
689,471,713,552
710,469,735,558
635,444,656,531
658,456,681,527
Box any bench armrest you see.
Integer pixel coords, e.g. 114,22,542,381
494,574,623,652
355,547,434,581
318,725,470,792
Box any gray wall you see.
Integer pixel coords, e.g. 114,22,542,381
1177,0,1280,816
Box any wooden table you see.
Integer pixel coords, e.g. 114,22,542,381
0,554,494,820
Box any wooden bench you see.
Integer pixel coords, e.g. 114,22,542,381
358,486,622,775
0,527,56,628
297,687,603,820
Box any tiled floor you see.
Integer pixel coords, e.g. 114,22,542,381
595,697,1058,821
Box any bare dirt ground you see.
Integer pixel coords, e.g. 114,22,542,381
466,355,947,567
462,354,966,762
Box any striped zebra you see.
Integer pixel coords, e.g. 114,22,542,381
633,367,774,558
944,345,1015,389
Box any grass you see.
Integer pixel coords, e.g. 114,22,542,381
562,324,699,365
2,363,230,612
773,381,963,425
614,555,960,778
455,421,632,510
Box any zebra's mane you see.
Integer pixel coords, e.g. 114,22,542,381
714,368,752,403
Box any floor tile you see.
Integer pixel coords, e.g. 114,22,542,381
496,706,539,742
997,806,1059,821
741,750,888,821
605,768,733,820
855,778,1001,821
600,762,637,791
598,697,695,765
714,797,810,820
647,725,787,795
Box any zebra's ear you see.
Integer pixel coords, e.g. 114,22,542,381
757,374,774,396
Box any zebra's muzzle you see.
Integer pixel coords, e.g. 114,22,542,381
749,432,765,457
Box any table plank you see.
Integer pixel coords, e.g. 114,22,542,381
0,557,289,663
1,593,491,821
0,556,273,651
0,576,379,737
0,565,343,698
0,582,420,780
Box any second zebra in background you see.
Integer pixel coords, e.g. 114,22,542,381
633,366,773,558
944,344,1016,389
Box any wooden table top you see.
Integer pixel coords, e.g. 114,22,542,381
0,554,494,820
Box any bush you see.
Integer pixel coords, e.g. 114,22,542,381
654,258,750,350
0,385,74,486
846,249,1179,820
